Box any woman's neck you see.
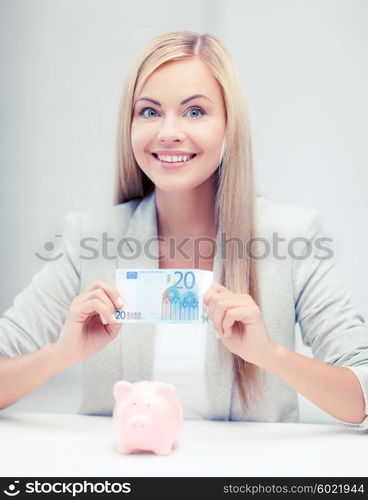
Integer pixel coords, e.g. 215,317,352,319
154,183,217,240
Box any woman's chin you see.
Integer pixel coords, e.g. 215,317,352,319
154,179,207,193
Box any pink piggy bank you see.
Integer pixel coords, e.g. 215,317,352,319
112,380,183,455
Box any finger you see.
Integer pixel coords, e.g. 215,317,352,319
75,298,119,324
84,288,121,316
203,283,228,305
206,290,227,324
212,304,226,336
205,287,229,313
222,305,257,337
97,309,123,335
203,284,217,306
206,292,243,320
85,310,122,340
100,311,119,325
104,321,122,340
85,279,124,309
212,299,245,337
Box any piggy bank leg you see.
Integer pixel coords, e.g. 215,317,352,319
118,440,137,455
152,445,172,456
172,439,179,449
153,439,176,456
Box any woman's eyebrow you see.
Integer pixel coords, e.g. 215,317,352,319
134,94,213,107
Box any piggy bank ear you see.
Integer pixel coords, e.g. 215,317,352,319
156,383,176,399
113,381,133,401
156,383,183,417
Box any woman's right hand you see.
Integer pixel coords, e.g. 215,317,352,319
52,279,124,369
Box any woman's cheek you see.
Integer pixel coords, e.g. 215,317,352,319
131,123,157,151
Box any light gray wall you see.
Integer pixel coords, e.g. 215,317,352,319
1,0,367,424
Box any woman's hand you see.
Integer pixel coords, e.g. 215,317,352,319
53,279,124,369
203,283,276,367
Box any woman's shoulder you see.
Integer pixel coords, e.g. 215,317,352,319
255,194,320,239
63,198,143,238
83,198,141,225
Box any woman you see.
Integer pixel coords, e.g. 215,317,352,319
0,31,367,430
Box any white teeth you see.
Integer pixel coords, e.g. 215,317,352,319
156,154,194,162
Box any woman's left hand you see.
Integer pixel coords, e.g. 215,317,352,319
203,283,276,367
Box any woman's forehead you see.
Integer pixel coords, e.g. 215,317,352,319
139,58,223,103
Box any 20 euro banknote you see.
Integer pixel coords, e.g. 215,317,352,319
113,268,214,323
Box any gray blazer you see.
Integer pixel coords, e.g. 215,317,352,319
1,191,368,430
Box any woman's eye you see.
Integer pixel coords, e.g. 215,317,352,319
186,107,205,118
139,107,159,118
138,106,205,119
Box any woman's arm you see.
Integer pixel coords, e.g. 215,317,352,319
204,283,368,425
256,342,367,424
204,278,368,428
204,209,368,428
0,343,67,410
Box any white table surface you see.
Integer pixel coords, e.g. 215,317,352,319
0,412,367,477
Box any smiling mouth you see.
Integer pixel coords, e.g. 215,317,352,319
151,153,197,161
151,152,198,168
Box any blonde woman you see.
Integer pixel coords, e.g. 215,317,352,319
0,32,367,430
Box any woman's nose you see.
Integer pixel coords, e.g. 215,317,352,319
157,117,185,143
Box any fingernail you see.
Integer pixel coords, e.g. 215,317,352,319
117,296,124,306
215,331,220,339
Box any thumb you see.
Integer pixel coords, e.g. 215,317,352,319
99,313,123,339
105,322,123,339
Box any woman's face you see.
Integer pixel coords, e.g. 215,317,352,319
131,57,226,193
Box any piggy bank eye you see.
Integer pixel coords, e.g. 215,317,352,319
132,402,137,405
147,403,151,407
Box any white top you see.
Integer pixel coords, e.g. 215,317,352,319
153,322,210,420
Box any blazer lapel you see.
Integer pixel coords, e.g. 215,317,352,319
117,190,234,420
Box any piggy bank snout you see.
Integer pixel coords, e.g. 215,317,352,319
128,414,151,429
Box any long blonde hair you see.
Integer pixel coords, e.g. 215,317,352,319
114,31,262,413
